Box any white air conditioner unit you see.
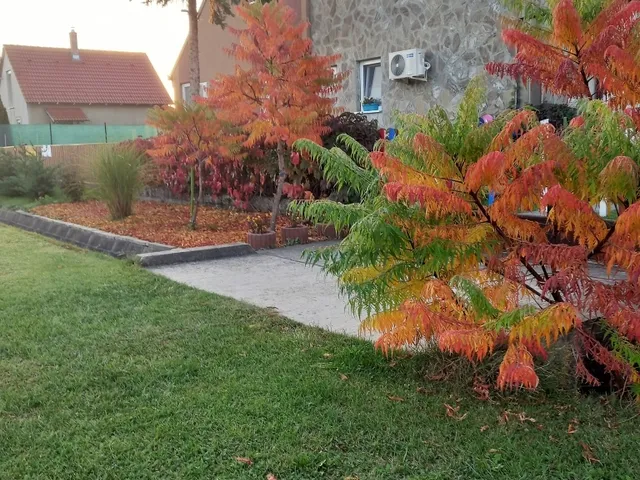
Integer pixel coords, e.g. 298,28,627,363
389,48,430,81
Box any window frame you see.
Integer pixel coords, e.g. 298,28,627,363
181,82,209,102
359,58,383,114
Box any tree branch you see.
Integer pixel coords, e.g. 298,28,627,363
588,226,615,259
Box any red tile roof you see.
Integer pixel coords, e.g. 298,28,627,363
2,45,172,106
45,106,88,123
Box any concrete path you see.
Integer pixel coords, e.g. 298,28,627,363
148,242,364,336
148,241,627,338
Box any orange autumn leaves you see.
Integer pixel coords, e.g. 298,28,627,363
31,201,309,249
351,94,640,392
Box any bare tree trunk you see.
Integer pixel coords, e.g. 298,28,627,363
198,159,204,203
188,0,202,217
270,140,286,232
189,166,199,230
187,0,201,102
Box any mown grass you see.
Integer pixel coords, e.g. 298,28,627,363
0,225,638,480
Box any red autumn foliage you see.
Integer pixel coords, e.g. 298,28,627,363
356,102,640,393
146,103,251,229
206,0,345,231
486,0,640,127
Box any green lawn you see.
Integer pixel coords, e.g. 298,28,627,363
0,226,638,480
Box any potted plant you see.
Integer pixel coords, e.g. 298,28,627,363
281,213,309,245
247,215,276,250
315,223,338,239
361,97,382,113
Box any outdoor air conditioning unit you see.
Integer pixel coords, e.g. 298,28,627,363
389,48,430,81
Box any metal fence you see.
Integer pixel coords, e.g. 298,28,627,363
0,124,158,147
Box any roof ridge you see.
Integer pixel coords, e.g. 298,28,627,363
2,44,171,105
3,44,149,56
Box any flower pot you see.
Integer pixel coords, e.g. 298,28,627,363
281,226,309,245
247,231,276,250
362,103,381,112
316,223,338,239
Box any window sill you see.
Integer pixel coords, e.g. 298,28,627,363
360,109,382,114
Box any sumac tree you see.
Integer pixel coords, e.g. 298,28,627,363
147,103,242,229
488,0,640,127
207,0,344,231
294,78,640,394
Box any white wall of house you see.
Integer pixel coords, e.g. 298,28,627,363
0,56,30,124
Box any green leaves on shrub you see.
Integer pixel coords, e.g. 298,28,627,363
93,145,143,220
59,166,85,203
0,147,57,199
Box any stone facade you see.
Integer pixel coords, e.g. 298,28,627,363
309,0,516,126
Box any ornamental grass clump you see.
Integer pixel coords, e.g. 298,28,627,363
93,145,144,220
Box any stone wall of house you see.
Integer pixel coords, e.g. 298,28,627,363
309,0,516,126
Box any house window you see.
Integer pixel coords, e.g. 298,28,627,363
360,59,382,113
181,82,209,102
6,69,13,105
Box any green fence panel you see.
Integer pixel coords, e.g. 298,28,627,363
51,124,107,145
105,124,158,143
0,124,52,147
0,124,158,147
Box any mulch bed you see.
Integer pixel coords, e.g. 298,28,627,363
31,201,324,248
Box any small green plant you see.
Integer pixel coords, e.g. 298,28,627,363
0,149,17,181
287,212,305,227
93,145,143,220
59,166,85,203
247,214,269,234
361,97,381,105
0,147,57,199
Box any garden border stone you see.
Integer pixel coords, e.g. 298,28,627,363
136,243,255,267
0,209,172,257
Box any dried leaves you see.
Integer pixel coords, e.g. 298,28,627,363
580,442,601,464
444,403,468,421
32,201,322,248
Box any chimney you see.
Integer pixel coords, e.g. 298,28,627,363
70,28,80,60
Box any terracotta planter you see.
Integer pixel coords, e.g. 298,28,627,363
281,226,309,245
316,223,349,240
247,231,276,250
316,223,338,239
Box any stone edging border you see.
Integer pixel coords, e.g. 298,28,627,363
0,209,172,257
0,209,256,266
137,243,255,267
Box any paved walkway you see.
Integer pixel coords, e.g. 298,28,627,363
149,242,364,336
148,242,627,338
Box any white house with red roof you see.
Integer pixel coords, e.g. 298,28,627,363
0,30,171,125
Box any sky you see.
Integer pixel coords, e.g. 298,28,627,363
0,0,193,99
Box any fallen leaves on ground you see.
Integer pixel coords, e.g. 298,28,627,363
444,403,468,421
498,410,536,425
32,201,325,248
234,457,253,466
266,474,278,480
473,376,490,401
339,373,349,381
580,443,601,464
387,395,405,402
480,425,490,432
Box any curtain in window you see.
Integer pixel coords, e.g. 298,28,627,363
363,65,376,98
